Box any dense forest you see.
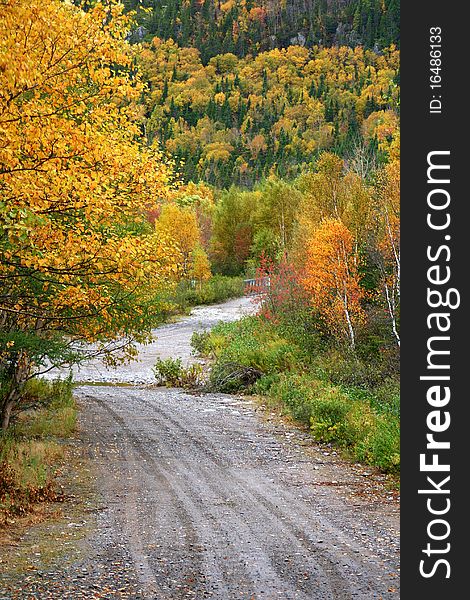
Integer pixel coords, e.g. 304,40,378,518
138,39,399,187
124,0,399,60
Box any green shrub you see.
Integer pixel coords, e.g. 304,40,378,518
191,330,213,356
341,400,377,447
153,358,204,388
269,374,351,442
21,376,74,410
371,378,400,417
309,389,352,443
195,317,306,393
202,316,308,380
370,417,400,472
172,276,245,309
252,370,400,473
252,373,281,396
269,375,313,423
355,415,400,473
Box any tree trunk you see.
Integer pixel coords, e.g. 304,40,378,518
343,297,356,350
1,351,32,431
384,281,400,347
1,393,18,431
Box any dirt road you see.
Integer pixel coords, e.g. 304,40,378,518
54,297,256,385
1,298,400,599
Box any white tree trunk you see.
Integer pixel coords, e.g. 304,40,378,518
384,281,400,347
343,294,356,349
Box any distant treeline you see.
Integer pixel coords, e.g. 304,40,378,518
125,0,399,61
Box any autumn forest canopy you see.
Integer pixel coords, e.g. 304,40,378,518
125,0,400,60
139,38,399,187
1,0,399,467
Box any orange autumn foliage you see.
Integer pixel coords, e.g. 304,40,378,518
302,219,364,347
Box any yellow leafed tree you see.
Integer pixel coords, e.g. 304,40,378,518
155,203,201,278
191,245,212,290
0,0,182,428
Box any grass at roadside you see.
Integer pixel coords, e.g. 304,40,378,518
173,275,246,308
191,316,400,476
0,377,76,522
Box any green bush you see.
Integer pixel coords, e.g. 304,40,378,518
269,373,400,472
252,373,281,396
371,378,400,417
190,330,213,356
341,400,377,447
172,276,245,309
203,317,307,377
269,374,352,443
269,375,315,423
20,376,74,410
355,415,400,473
309,389,352,443
193,317,307,393
153,357,204,388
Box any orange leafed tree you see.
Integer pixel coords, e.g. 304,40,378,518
0,0,182,428
302,219,364,348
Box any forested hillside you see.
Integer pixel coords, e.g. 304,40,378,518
125,0,399,60
138,39,399,187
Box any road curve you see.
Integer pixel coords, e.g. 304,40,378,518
52,297,256,385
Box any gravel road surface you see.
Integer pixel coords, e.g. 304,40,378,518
49,297,256,385
1,297,399,599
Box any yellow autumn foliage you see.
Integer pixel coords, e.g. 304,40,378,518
0,0,184,427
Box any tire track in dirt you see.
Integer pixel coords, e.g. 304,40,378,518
134,390,397,599
133,393,354,598
88,394,237,599
87,393,292,598
79,386,399,599
87,391,337,599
